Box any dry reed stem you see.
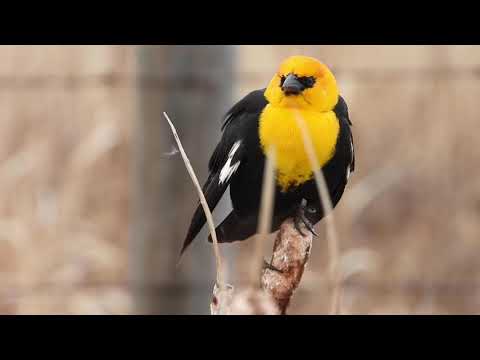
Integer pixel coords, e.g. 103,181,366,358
294,112,341,315
249,146,276,287
163,112,225,289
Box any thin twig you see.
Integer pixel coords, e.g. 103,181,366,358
294,111,342,315
249,146,276,287
163,112,225,288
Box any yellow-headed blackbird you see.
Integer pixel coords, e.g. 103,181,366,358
181,55,355,255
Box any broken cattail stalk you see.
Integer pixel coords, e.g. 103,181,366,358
211,283,280,315
261,218,313,314
211,216,313,315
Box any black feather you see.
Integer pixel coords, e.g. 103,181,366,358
181,91,355,254
180,90,267,256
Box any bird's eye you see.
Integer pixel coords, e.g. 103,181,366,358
299,76,316,88
279,75,286,86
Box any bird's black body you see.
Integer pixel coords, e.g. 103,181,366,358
180,89,355,255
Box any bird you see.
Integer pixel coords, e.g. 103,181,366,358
180,55,355,257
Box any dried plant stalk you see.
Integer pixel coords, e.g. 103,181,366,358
211,217,313,315
210,283,235,315
211,283,279,315
250,146,276,287
261,218,313,314
163,112,226,289
294,112,342,315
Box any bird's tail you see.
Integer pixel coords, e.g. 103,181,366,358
178,173,224,262
179,202,207,259
207,211,257,244
179,208,250,265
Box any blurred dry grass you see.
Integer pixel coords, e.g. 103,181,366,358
0,46,133,314
1,45,480,314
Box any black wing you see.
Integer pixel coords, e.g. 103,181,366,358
180,89,268,256
334,95,355,174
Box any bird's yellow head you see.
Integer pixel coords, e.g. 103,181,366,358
264,55,339,112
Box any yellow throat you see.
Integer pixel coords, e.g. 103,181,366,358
259,106,340,191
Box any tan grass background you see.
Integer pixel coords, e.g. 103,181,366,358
1,45,479,314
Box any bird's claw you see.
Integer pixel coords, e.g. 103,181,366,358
262,258,282,273
294,200,319,237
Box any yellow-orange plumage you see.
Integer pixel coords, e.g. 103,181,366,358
182,54,355,253
260,55,341,191
259,106,340,191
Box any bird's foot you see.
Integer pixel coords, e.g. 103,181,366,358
293,199,319,237
262,258,282,273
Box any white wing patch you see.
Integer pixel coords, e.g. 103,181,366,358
219,140,242,185
223,112,233,125
349,137,354,162
346,137,354,181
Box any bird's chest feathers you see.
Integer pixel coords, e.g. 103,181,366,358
259,105,340,191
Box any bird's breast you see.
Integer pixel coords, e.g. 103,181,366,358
259,104,340,191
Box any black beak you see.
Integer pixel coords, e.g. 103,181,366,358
282,74,305,95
